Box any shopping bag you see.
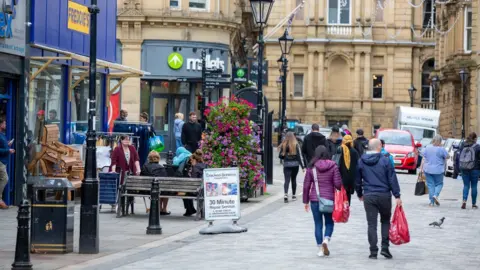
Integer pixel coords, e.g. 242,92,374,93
149,135,165,152
389,205,410,245
332,186,350,223
414,172,427,196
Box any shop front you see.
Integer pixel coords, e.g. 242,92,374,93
7,0,147,205
140,40,230,153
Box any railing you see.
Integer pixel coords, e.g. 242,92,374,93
327,25,353,36
420,101,435,109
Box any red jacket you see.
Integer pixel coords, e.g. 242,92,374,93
110,145,140,177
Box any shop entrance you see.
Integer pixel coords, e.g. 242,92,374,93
151,94,190,154
0,75,17,205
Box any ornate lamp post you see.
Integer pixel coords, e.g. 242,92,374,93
276,76,282,144
408,84,417,108
249,0,275,148
431,75,439,110
459,68,469,139
278,29,294,142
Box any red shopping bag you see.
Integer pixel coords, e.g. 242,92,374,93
332,187,350,223
389,205,410,245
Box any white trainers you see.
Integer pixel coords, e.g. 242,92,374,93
317,247,324,257
322,238,330,256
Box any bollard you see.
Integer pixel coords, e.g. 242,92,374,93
146,178,162,234
12,200,33,270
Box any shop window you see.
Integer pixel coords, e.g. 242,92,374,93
328,0,351,25
190,0,207,10
140,80,151,117
28,63,63,144
70,71,103,136
293,74,304,97
170,0,180,8
372,75,383,99
423,0,435,28
464,7,472,52
152,81,190,95
295,0,304,20
375,0,384,22
421,59,434,101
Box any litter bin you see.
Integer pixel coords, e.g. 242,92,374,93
31,178,75,254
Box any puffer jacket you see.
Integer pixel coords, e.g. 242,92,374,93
303,159,342,203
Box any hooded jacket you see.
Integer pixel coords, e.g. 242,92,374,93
303,160,342,203
302,132,327,163
356,152,401,198
174,119,185,138
327,138,342,158
353,136,369,157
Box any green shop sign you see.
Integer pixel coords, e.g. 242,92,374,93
167,52,184,70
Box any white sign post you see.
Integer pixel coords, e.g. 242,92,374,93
199,168,247,235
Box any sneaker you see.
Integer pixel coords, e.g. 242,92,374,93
369,254,378,259
322,239,330,256
473,205,478,209
461,201,466,209
284,194,288,203
0,200,7,209
381,249,393,259
292,195,297,201
317,247,324,257
433,196,440,206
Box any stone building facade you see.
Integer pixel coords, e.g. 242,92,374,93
435,0,479,138
263,0,436,137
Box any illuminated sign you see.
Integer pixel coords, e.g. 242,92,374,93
67,1,90,35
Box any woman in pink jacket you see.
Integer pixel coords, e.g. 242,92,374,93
303,145,342,257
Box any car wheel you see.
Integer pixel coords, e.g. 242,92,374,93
408,169,416,175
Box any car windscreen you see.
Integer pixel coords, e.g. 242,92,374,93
402,127,435,141
378,131,412,146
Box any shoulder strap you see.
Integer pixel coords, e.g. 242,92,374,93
312,168,320,198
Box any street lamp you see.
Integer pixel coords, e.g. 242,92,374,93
431,75,440,109
276,76,282,144
250,0,275,149
278,29,294,146
459,68,469,139
278,29,294,55
277,56,283,74
408,84,417,107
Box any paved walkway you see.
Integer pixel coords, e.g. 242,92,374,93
63,172,480,270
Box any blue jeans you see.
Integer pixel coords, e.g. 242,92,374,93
310,201,334,245
461,170,479,205
425,173,444,204
175,137,183,149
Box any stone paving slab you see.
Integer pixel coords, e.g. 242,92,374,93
106,173,480,270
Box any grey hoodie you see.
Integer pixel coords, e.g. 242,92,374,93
174,119,184,138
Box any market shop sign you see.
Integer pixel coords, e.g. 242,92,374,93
168,52,184,70
68,1,90,35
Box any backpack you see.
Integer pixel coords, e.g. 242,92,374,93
459,145,477,170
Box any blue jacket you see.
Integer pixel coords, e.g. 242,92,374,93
356,152,401,198
0,133,10,165
381,148,395,167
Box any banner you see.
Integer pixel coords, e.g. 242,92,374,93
67,1,90,35
203,168,240,221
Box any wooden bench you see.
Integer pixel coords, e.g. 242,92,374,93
118,175,204,220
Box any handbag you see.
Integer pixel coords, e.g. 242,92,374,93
312,169,334,213
414,172,427,196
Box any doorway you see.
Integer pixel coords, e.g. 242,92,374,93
0,76,17,205
151,94,190,154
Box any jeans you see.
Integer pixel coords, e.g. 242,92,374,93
175,137,183,149
310,201,334,245
0,162,8,201
283,166,299,195
364,194,392,253
425,173,444,204
461,169,479,205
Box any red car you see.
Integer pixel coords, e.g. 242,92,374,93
375,129,422,174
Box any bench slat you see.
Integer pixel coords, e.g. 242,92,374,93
156,177,202,182
158,181,202,186
126,182,152,188
160,189,200,193
160,185,198,190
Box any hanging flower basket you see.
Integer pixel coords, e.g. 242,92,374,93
199,96,265,199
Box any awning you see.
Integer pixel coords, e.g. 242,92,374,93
29,43,150,105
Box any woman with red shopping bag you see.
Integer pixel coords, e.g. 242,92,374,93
303,146,342,257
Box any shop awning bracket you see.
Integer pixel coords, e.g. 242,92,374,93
69,72,89,92
29,59,54,82
29,57,72,82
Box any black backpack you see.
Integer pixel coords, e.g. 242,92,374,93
459,144,477,170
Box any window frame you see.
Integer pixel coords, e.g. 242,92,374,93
422,0,436,29
189,0,209,11
464,6,473,53
327,0,351,25
293,73,304,98
169,0,181,9
372,74,383,100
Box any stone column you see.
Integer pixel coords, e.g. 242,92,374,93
355,0,361,22
387,47,394,100
354,51,361,99
307,51,315,98
364,52,371,99
120,40,143,120
317,50,325,114
413,48,421,104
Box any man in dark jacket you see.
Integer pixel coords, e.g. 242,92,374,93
327,126,342,158
181,112,203,153
356,139,402,260
353,129,369,157
301,124,327,164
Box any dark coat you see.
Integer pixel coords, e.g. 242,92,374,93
356,153,401,198
279,144,305,169
353,137,369,157
336,146,359,195
181,121,202,153
191,163,207,178
327,138,342,158
301,132,327,164
141,162,167,177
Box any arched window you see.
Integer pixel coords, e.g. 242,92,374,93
421,59,435,102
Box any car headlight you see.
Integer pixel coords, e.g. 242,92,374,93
407,152,415,158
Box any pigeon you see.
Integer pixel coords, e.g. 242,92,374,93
429,217,445,228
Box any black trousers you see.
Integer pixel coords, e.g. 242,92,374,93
283,166,299,195
364,194,392,253
183,199,196,214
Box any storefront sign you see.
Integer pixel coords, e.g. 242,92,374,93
203,168,240,221
233,67,248,83
186,54,225,71
67,1,90,35
0,0,26,56
167,52,183,70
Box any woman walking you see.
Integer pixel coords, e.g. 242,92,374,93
279,132,305,203
303,146,342,257
336,135,359,205
459,132,480,209
420,134,448,206
174,113,185,149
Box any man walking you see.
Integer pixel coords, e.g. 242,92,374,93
0,117,15,209
181,112,202,153
326,126,342,158
356,139,401,259
301,124,327,164
353,129,369,157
